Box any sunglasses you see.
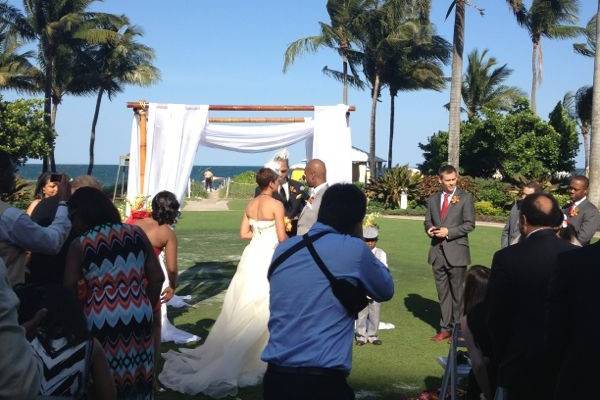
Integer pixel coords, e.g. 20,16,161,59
364,238,378,242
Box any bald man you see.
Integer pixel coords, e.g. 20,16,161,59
486,193,577,400
297,159,327,235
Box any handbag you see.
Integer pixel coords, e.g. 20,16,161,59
267,232,369,319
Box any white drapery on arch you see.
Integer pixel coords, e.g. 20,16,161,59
126,103,353,205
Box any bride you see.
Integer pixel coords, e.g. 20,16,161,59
159,165,288,397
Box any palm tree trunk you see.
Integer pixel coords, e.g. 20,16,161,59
342,54,348,105
50,100,58,172
369,73,381,179
43,66,52,173
388,91,395,169
531,40,539,114
448,0,465,170
583,125,591,175
589,0,600,206
88,89,104,175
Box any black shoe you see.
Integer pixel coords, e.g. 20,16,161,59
370,338,382,345
355,338,366,346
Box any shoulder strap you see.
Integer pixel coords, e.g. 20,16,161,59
303,233,336,283
267,231,330,280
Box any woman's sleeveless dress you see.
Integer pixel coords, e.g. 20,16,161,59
79,223,154,400
159,219,278,398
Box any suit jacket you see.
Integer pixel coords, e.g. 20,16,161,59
297,183,328,236
486,229,576,399
546,242,600,399
254,179,307,220
424,188,475,266
562,198,600,245
501,201,521,248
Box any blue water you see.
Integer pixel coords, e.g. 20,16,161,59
19,164,260,187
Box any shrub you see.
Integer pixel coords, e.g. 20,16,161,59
475,200,505,216
1,176,34,210
365,165,422,209
233,171,257,184
225,182,255,199
472,178,514,209
416,175,476,205
552,193,571,208
189,181,209,198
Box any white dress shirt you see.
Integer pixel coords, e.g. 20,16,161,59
440,188,457,209
281,181,289,201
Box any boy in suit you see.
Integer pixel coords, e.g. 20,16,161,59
424,165,475,342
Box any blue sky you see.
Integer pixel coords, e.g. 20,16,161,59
4,0,597,167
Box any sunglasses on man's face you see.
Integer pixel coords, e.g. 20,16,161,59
364,238,378,243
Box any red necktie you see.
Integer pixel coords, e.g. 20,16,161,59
440,192,450,220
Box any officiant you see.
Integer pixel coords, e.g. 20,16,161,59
255,150,308,236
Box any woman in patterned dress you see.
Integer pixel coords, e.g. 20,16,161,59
64,187,164,399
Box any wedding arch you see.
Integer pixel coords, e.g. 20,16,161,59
125,101,356,205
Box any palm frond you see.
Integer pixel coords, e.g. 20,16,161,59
322,66,367,90
282,35,325,72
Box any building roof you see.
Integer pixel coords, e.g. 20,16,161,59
351,146,386,163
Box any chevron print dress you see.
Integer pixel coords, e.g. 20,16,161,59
79,223,154,400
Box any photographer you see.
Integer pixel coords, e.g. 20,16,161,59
262,184,394,400
0,151,72,399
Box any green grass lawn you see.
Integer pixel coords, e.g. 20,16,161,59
159,209,503,400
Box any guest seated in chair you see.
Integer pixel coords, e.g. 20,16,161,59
460,265,493,400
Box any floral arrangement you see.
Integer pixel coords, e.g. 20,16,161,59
569,206,579,218
284,217,293,233
451,194,460,205
363,212,380,229
117,194,151,222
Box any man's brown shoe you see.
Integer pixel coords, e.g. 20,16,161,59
431,331,452,342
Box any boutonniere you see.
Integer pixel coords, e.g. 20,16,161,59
290,186,297,194
569,207,579,217
451,195,460,204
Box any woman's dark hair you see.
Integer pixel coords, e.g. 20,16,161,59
17,284,89,349
463,265,491,315
256,167,278,189
152,191,180,225
0,150,16,195
33,172,52,199
68,187,121,230
318,184,367,235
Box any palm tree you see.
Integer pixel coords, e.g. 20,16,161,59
0,31,35,90
446,0,466,169
0,0,120,171
87,17,159,174
564,86,592,173
460,48,524,118
283,0,372,104
573,14,596,57
589,0,600,206
511,0,580,115
384,24,450,168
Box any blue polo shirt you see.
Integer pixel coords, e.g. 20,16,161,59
262,222,394,372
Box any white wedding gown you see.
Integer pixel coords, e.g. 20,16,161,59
159,219,278,397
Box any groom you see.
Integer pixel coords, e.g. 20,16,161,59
255,155,307,235
424,165,475,342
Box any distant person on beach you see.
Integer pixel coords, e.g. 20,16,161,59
26,172,60,215
203,169,214,192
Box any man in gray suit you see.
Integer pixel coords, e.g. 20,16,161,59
424,165,475,342
297,159,328,235
501,181,542,248
562,175,600,246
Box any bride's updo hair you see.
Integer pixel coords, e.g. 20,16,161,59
152,191,180,226
256,167,278,189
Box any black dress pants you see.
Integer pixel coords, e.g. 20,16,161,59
263,366,355,400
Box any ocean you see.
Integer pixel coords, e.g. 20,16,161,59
18,164,260,187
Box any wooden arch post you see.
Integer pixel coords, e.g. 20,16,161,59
126,101,356,196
